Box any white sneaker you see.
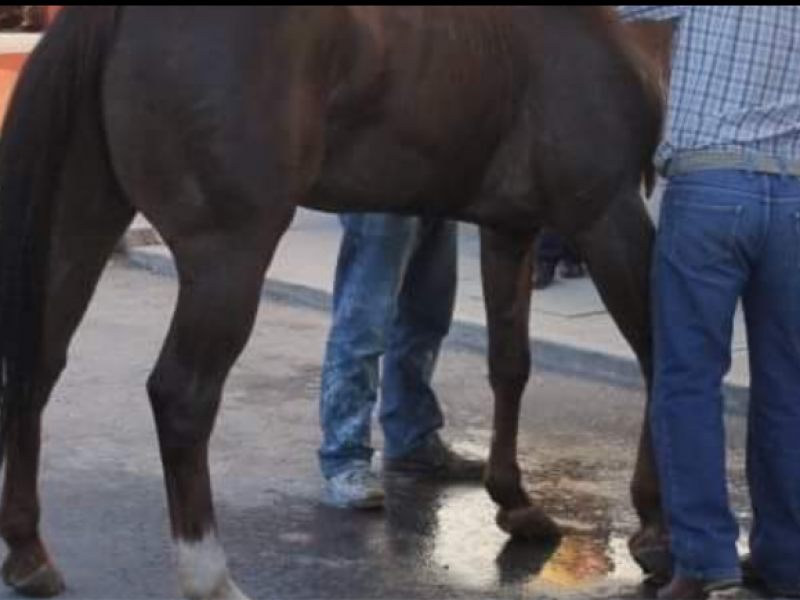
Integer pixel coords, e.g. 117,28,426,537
322,467,386,510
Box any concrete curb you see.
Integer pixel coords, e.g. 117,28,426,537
125,248,748,412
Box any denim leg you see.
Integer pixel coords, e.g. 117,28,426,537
380,219,457,459
536,230,568,264
743,182,800,591
651,171,754,581
319,215,419,478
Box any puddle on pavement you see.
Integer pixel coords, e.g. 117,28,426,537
392,484,636,594
265,447,753,598
378,466,752,597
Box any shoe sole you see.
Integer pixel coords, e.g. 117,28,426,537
320,492,386,511
703,579,742,594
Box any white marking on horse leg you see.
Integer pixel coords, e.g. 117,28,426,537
175,535,251,600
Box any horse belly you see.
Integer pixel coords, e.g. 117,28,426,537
305,133,471,215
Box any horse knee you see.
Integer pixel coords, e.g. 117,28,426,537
488,347,531,392
488,363,530,402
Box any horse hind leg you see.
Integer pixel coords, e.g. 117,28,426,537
103,50,311,595
0,171,135,597
143,196,293,600
575,189,670,580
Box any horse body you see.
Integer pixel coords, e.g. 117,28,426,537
310,6,660,234
0,7,667,600
108,7,659,229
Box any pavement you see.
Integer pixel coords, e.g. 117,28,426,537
0,33,39,54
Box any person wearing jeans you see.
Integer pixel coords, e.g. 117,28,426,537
319,214,484,509
533,230,586,290
618,6,800,599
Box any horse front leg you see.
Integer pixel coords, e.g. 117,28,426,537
480,227,561,542
575,189,670,581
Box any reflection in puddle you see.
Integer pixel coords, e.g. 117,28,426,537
537,535,614,590
428,488,513,588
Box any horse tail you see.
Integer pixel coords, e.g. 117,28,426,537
0,6,120,466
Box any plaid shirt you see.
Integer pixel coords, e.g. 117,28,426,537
617,6,800,171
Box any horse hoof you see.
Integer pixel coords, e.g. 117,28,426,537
2,553,65,598
634,576,663,600
629,529,672,582
496,506,562,541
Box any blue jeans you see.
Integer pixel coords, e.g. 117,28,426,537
537,230,581,265
319,215,457,478
652,169,800,587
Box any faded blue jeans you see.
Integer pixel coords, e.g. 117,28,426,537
537,230,581,265
319,215,457,479
652,167,800,588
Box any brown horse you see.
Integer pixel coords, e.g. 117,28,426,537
0,7,667,600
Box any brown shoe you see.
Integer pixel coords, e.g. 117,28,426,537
741,555,800,598
383,436,485,482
